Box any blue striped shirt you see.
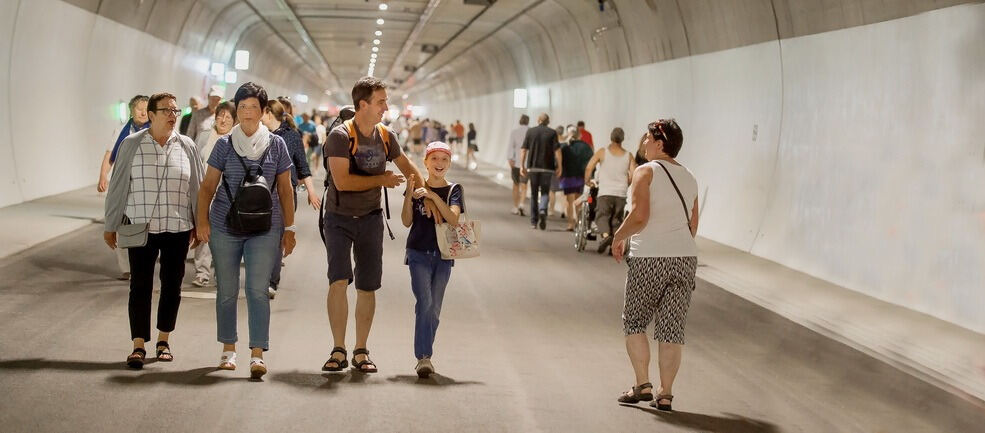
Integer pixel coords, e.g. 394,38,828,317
207,135,293,235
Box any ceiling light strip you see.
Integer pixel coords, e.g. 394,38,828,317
380,0,442,82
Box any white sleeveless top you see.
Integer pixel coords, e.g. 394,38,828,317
597,147,632,197
629,160,698,258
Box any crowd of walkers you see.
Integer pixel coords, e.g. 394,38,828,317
97,74,698,413
101,77,465,381
402,118,477,169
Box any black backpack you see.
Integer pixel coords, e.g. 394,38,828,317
222,140,275,235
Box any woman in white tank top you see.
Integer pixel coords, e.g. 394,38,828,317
611,120,699,412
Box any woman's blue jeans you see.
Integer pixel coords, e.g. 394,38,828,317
210,228,281,350
406,249,453,359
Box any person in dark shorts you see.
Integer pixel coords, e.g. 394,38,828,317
321,77,433,374
507,115,530,216
560,126,593,231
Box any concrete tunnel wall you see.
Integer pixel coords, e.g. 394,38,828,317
419,2,985,333
0,0,333,208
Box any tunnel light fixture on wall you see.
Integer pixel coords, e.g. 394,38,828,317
513,88,528,109
377,18,385,25
296,94,309,103
234,50,250,70
407,105,426,117
195,59,210,74
210,62,225,78
117,102,128,123
225,71,237,84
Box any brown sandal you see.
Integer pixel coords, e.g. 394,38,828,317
651,394,674,411
156,341,173,362
126,348,146,369
321,347,348,372
350,348,378,373
617,382,654,403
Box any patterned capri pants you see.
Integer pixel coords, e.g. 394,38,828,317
622,256,698,344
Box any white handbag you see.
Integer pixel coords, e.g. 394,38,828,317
434,184,480,260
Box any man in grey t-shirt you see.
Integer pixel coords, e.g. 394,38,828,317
321,77,431,374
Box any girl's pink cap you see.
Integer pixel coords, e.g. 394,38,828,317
425,141,452,158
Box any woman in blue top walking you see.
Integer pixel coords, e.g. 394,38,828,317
401,141,464,378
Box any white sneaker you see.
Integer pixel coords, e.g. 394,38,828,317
415,358,433,378
192,276,209,287
267,286,277,299
510,207,519,215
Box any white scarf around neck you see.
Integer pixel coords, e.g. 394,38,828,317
230,123,271,160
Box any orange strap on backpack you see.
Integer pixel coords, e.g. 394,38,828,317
344,119,391,160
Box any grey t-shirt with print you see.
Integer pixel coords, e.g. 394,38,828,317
325,123,402,217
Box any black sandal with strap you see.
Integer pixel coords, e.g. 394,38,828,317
651,394,674,411
617,382,654,403
126,348,146,369
156,341,173,362
350,348,378,373
321,347,348,372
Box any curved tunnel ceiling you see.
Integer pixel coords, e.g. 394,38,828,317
390,0,978,101
59,0,979,103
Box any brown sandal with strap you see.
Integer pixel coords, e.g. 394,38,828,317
321,347,348,372
617,382,654,403
126,348,146,369
651,394,674,411
350,348,378,373
156,341,173,362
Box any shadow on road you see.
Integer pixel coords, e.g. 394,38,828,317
0,358,156,371
624,405,780,433
386,373,485,387
106,367,250,385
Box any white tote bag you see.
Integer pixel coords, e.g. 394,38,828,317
435,184,480,260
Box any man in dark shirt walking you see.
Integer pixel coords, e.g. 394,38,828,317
520,113,562,230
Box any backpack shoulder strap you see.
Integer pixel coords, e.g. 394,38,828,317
377,124,391,161
344,119,358,155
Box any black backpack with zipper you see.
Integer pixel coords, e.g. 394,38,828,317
223,139,275,235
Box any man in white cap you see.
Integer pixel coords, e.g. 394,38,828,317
187,85,223,141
